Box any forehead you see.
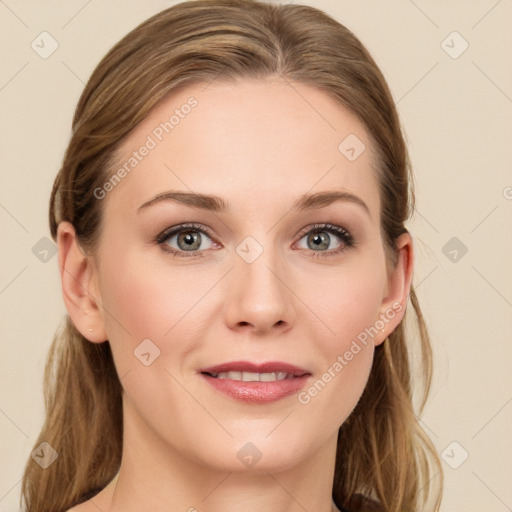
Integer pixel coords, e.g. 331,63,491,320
105,77,380,219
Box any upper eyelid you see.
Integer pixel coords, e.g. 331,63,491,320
156,223,215,242
297,223,350,236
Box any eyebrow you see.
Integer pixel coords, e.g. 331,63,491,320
137,190,371,217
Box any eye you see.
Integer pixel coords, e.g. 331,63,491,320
155,222,355,259
295,223,355,258
156,223,217,257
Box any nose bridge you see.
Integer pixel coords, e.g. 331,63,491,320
224,232,295,332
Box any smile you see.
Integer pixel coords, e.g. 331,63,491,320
205,371,295,381
198,361,311,403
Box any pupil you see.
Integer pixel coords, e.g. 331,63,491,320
180,231,199,250
310,232,328,250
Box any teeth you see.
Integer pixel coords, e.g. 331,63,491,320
241,371,260,381
213,371,291,381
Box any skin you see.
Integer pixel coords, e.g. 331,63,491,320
60,77,413,512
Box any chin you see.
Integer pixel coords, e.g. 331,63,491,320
184,429,316,474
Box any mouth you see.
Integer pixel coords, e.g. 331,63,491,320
199,360,310,379
202,370,301,382
198,361,311,403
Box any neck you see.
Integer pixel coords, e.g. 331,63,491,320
103,399,340,512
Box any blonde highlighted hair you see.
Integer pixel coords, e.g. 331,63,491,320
21,1,443,510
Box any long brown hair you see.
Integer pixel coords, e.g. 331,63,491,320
21,1,443,510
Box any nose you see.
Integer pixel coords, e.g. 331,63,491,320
223,242,296,336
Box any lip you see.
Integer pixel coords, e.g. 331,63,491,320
198,360,311,404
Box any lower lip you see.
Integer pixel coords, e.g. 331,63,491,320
201,373,310,403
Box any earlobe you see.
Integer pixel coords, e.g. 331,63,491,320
374,232,414,346
57,221,108,343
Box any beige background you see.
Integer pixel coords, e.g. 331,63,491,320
1,1,511,510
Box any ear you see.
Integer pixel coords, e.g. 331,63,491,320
57,221,108,343
374,231,414,346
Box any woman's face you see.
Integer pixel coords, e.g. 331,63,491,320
80,77,410,473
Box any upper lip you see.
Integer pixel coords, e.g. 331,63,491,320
199,361,310,377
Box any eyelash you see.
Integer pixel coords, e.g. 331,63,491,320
155,222,355,259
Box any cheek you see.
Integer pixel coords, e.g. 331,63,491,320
99,237,193,323
95,246,222,372
294,255,386,417
306,256,386,349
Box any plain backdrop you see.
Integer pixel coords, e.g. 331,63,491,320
1,1,511,511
